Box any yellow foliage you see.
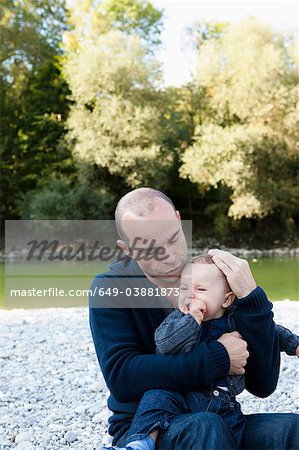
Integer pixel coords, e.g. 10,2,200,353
181,18,298,220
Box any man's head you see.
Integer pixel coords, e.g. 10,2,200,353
179,254,235,321
115,188,188,285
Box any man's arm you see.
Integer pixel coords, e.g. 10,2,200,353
276,324,299,356
233,286,280,398
208,250,280,397
89,277,229,403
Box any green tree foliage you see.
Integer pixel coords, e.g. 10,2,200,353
63,1,172,189
186,20,228,50
21,177,114,219
1,1,298,245
181,18,299,224
0,0,66,67
64,0,163,52
97,0,163,46
0,0,73,224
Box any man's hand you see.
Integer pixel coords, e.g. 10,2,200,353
189,299,207,325
208,249,257,298
218,331,249,375
296,346,299,358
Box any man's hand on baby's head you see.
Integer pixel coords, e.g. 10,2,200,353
208,249,257,298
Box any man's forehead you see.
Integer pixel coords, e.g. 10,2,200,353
123,219,179,245
122,198,176,220
121,200,178,243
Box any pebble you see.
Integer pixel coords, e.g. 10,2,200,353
48,424,66,432
0,304,298,449
64,430,78,443
16,443,34,450
15,432,32,444
75,405,87,414
90,379,106,392
92,410,110,424
102,433,113,446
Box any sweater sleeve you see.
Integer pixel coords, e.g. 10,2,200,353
233,286,280,398
276,324,299,355
155,309,202,354
89,276,229,403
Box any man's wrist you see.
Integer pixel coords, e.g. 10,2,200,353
237,284,257,299
236,286,273,313
208,340,230,379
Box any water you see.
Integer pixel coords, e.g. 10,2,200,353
249,257,298,302
0,256,298,309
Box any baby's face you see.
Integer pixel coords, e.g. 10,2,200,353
179,263,230,321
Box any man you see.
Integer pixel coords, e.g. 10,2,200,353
89,187,298,450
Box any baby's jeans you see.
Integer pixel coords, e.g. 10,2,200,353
124,388,245,448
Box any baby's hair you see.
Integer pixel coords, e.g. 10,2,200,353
190,253,233,294
191,253,214,265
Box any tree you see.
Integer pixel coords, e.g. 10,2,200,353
64,0,163,52
0,0,72,224
21,177,114,219
180,18,299,225
186,20,228,50
63,1,172,189
0,0,67,69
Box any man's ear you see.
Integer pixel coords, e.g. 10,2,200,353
222,291,236,309
117,239,131,256
176,210,181,221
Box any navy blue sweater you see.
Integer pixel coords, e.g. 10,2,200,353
89,259,280,437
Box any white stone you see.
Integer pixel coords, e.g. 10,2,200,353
0,414,10,424
15,432,32,444
64,430,78,443
24,403,33,411
0,304,298,449
48,424,66,432
16,442,34,450
90,379,106,392
75,405,86,414
92,410,110,424
101,433,113,446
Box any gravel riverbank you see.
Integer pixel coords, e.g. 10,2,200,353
0,301,298,449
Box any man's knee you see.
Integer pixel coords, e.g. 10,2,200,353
141,389,185,407
157,413,236,450
141,389,173,404
243,413,299,450
142,389,170,399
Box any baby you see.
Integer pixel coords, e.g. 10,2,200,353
103,254,299,450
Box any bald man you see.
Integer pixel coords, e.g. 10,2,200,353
89,188,299,450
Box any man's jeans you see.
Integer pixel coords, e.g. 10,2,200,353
115,411,299,450
123,389,245,447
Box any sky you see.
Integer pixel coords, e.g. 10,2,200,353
151,1,298,86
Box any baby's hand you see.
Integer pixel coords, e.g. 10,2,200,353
189,299,207,325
